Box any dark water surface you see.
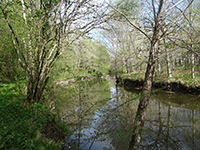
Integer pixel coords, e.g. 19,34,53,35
57,78,200,150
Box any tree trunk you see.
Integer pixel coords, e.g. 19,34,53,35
176,58,179,68
129,42,159,150
192,110,196,150
116,85,119,106
115,59,117,78
165,43,172,78
166,105,172,150
181,56,185,68
27,77,49,103
138,65,140,77
26,62,53,103
128,0,165,148
191,52,195,78
157,56,161,73
123,58,127,73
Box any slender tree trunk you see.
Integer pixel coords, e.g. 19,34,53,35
172,58,175,70
138,65,140,77
116,85,119,106
128,0,165,149
192,110,196,150
157,56,161,73
176,58,179,68
181,56,184,68
27,74,50,103
191,52,195,78
156,102,162,142
188,0,195,78
129,42,159,150
73,60,78,74
123,58,127,73
166,105,171,150
165,41,172,78
115,59,117,78
26,59,54,103
167,57,172,78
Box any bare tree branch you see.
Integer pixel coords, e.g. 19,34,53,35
105,1,151,41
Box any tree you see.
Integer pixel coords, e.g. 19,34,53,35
167,0,200,78
106,0,195,149
0,0,110,103
100,20,147,77
0,16,19,81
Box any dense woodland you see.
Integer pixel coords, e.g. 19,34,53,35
0,0,200,149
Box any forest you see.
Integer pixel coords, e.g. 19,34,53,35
0,0,200,150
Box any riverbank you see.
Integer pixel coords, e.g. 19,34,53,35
47,76,200,149
0,82,68,150
117,71,200,95
55,74,109,86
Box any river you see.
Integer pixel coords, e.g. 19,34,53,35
53,78,200,150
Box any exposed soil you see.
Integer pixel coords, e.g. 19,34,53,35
41,120,65,143
116,77,200,95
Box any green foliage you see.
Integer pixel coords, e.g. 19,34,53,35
81,39,110,74
122,72,146,81
113,0,142,20
48,78,111,121
0,83,64,150
50,39,110,82
0,15,24,82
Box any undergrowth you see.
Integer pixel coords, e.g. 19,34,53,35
0,82,66,150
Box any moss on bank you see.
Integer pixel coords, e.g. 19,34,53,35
0,82,68,150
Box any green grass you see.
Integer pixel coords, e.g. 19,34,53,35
0,82,65,150
154,71,200,87
121,70,200,87
121,72,145,81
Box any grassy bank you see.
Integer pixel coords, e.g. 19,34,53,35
0,82,68,150
121,70,200,87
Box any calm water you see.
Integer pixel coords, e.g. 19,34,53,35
55,78,200,150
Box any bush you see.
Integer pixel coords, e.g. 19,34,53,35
0,83,64,150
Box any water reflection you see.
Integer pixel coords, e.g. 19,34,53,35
59,79,200,150
141,103,200,150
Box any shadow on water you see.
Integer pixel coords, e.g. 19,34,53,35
54,78,200,150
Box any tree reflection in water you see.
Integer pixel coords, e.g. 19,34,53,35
60,79,200,150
